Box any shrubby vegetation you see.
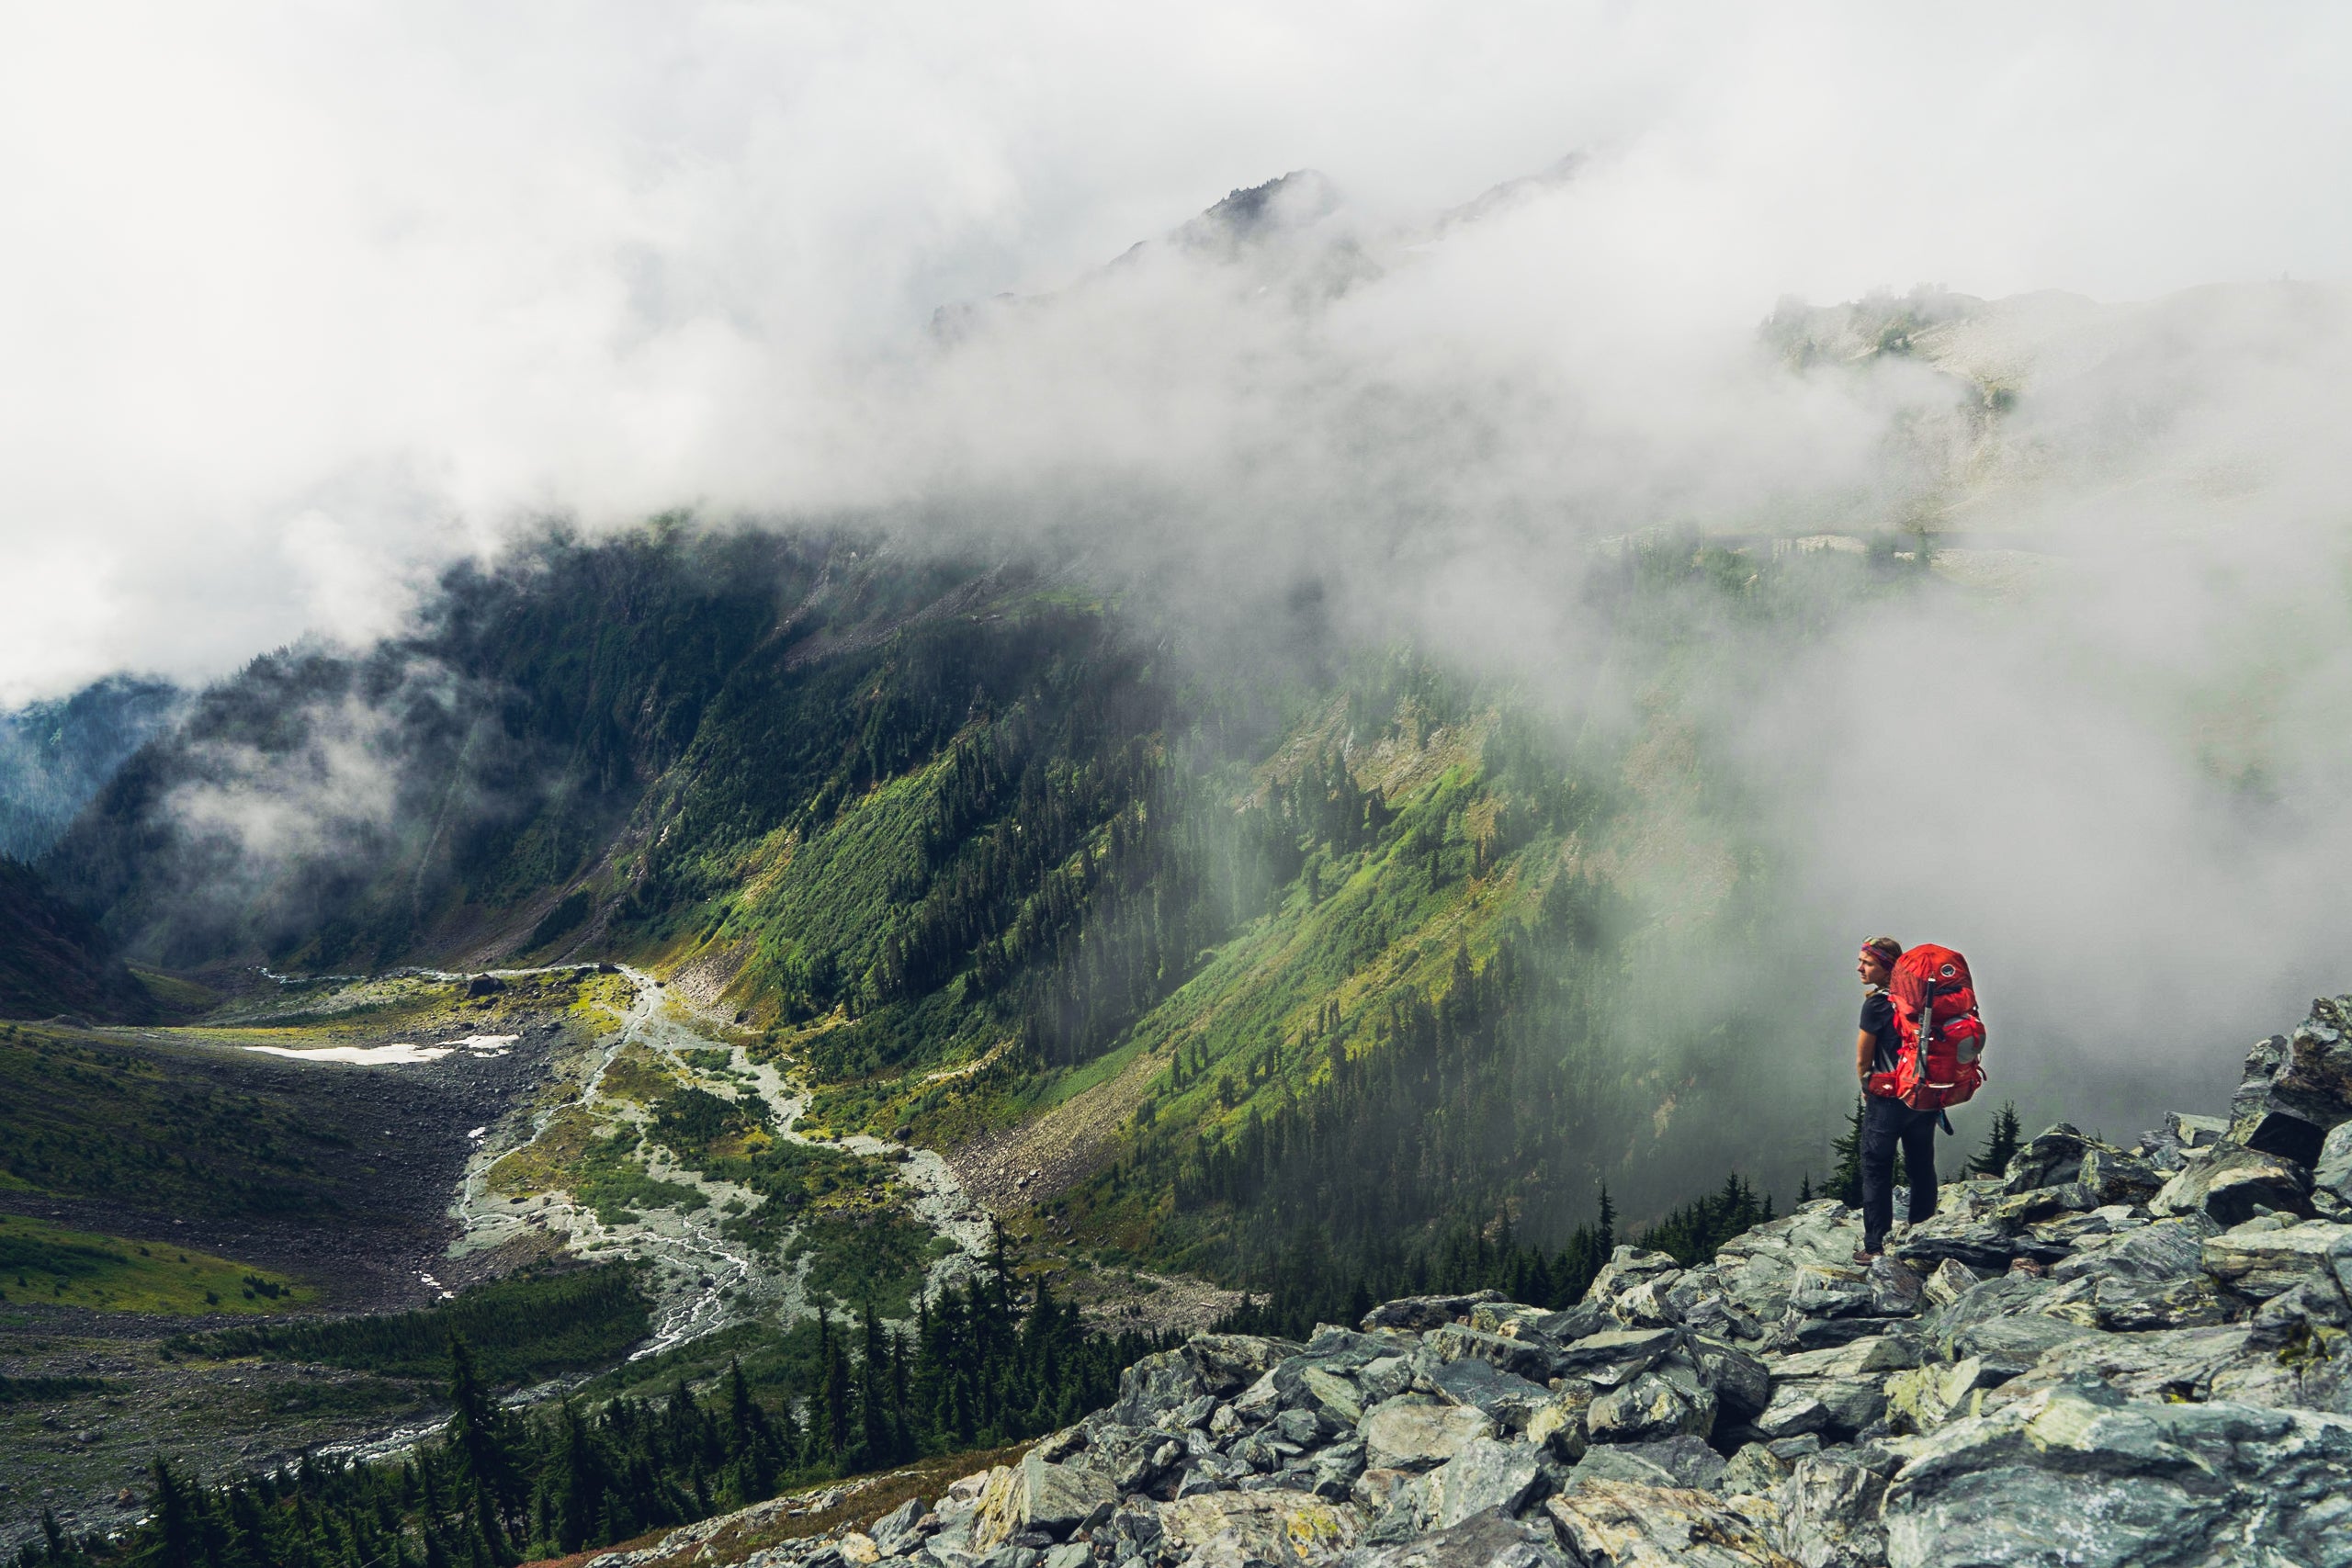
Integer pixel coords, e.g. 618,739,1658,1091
169,1265,652,1386
32,1248,1167,1568
0,1022,356,1217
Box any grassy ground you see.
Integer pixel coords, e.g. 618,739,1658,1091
0,1214,310,1316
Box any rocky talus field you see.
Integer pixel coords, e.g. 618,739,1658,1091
583,999,2352,1568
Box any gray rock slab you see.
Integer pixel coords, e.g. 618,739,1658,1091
1360,1396,1498,1472
1423,1325,1557,1383
1018,1451,1117,1534
1766,1335,1919,1381
1361,1293,1504,1334
2002,1125,2094,1192
1687,1335,1773,1421
1883,1384,2352,1568
2316,1121,2352,1209
1586,1368,1716,1444
1422,1438,1547,1529
2201,1218,2352,1302
2228,1002,2352,1165
1193,1336,1309,1393
1334,1508,1566,1568
1544,1479,1792,1568
1771,1455,1887,1568
2150,1144,2315,1225
1157,1490,1363,1568
1947,1313,2102,1378
1422,1356,1553,1432
1550,1328,1676,1386
1566,1435,1726,1494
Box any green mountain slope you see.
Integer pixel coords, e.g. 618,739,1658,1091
38,522,1926,1286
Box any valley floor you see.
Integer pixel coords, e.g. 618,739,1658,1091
0,960,1087,1546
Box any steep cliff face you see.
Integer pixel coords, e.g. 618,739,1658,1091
585,996,2352,1568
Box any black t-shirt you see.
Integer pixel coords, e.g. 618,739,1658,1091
1861,991,1903,1074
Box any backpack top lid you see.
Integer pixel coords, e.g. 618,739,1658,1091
1889,943,1973,1018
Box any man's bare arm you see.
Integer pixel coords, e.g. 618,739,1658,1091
1855,1028,1876,1085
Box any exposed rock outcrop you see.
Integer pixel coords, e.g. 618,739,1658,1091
590,994,2352,1568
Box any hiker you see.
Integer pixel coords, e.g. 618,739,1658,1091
1855,936,1939,1260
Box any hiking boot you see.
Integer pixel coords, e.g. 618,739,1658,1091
1852,1247,1882,1265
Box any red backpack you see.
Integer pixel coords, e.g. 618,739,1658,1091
1874,943,1986,1110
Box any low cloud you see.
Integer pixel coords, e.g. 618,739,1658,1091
7,5,2352,699
10,4,2352,1140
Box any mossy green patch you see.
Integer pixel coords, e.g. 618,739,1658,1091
571,1130,707,1225
0,1213,311,1314
787,1210,957,1316
171,1262,650,1386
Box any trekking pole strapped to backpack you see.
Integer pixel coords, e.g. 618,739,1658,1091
1884,944,1985,1110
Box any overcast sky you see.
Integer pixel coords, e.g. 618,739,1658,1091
6,3,2352,702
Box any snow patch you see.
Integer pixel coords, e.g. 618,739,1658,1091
244,1043,453,1065
441,1033,519,1056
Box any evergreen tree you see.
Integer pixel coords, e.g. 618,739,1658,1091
141,1461,198,1568
1972,1100,2023,1177
1829,1099,1867,1207
445,1337,525,1533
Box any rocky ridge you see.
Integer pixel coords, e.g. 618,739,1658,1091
590,998,2352,1568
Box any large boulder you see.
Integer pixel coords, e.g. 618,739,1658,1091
1334,1510,1567,1568
2075,1145,2166,1207
1422,1356,1554,1432
2048,1217,2209,1285
1974,1325,2259,1413
2002,1124,2094,1192
1159,1491,1363,1568
2313,1121,2352,1213
2200,1218,2352,1303
1362,1397,1498,1472
1193,1335,1308,1392
1111,1348,1208,1426
1882,1384,2352,1568
2148,1145,2314,1225
2227,997,2352,1165
1686,1335,1773,1422
1770,1455,1887,1568
1551,1328,1678,1387
1363,1293,1504,1333
1584,1362,1717,1444
1564,1435,1726,1494
1014,1450,1116,1537
1424,1325,1559,1384
1289,1363,1371,1427
1420,1438,1548,1529
1523,1388,1593,1462
1882,1357,2005,1434
1581,1247,1683,1309
1544,1480,1796,1567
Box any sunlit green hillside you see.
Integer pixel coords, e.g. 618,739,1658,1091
40,523,1926,1290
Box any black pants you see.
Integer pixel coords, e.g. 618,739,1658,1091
1861,1094,1940,1252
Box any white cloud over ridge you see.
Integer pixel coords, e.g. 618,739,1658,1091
5,3,2352,700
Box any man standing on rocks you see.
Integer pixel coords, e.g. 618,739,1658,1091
1855,935,1939,1260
